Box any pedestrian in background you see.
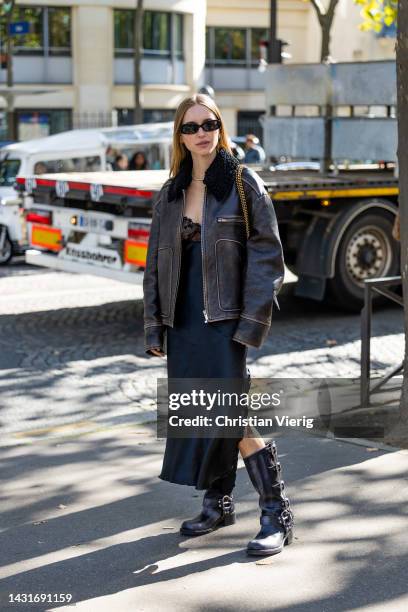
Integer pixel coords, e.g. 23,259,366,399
244,133,266,164
143,93,294,557
113,153,129,171
229,137,245,161
129,151,149,170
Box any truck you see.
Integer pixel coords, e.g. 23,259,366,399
15,170,167,285
259,59,399,310
0,122,173,263
15,60,400,311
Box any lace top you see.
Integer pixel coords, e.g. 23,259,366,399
181,216,201,241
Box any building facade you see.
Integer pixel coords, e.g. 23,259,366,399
0,0,396,142
0,0,206,140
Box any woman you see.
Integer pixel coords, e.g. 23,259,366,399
113,153,129,171
143,94,294,556
130,150,148,170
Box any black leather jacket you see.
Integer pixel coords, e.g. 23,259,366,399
143,148,285,355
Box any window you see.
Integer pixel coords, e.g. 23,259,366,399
48,8,71,55
174,13,183,57
114,10,133,50
34,156,102,174
0,6,71,56
118,108,175,125
16,109,72,140
0,156,21,187
12,6,43,54
206,27,270,66
214,28,246,63
251,28,268,63
237,111,264,143
144,12,170,53
114,10,183,58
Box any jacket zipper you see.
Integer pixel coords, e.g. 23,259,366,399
201,185,209,323
217,216,245,223
171,190,186,325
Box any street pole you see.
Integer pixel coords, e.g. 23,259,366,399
268,0,280,64
133,0,143,125
2,0,16,141
268,0,279,118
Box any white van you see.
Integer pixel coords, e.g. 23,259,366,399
0,122,173,263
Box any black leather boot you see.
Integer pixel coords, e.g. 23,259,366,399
243,440,294,556
179,470,236,536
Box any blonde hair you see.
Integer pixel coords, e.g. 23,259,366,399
170,94,232,177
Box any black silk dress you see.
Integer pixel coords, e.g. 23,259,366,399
158,216,251,491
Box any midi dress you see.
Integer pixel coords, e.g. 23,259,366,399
158,215,251,491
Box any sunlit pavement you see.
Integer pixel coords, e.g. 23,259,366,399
0,262,407,611
0,424,408,611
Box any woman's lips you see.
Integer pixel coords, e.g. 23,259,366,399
197,141,210,146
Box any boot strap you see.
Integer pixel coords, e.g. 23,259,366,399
261,505,294,532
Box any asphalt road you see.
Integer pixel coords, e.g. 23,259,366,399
0,259,403,441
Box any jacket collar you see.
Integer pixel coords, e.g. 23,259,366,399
167,147,240,203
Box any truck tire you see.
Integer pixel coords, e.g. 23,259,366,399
328,210,399,312
0,227,13,265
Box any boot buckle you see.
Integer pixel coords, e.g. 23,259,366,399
281,496,291,509
273,479,285,495
218,495,234,515
267,442,278,465
270,463,282,482
278,508,294,531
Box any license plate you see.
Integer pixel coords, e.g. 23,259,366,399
59,242,121,269
76,214,110,232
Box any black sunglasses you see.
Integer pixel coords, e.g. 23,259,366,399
180,119,221,135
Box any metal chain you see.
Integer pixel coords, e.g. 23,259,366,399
236,165,250,240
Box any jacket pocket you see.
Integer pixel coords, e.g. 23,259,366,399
157,246,173,317
215,238,244,311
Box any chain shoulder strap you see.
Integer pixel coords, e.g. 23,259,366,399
236,164,250,240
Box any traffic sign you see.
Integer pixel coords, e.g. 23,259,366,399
8,21,32,36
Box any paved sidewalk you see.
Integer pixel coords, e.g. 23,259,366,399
1,424,408,612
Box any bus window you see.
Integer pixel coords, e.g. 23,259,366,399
33,156,103,174
0,156,21,186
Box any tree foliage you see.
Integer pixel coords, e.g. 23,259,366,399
354,0,398,32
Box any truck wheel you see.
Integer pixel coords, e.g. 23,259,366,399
0,228,13,265
328,211,399,312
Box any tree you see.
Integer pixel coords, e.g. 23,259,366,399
305,0,341,62
355,2,407,424
354,0,398,32
395,0,407,422
133,0,144,124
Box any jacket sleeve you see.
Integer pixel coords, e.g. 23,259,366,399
232,187,285,349
143,188,166,355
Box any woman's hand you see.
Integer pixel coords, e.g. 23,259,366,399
149,347,165,357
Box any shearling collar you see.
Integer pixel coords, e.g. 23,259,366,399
167,147,240,202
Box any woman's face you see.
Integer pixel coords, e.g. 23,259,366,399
135,153,145,166
179,104,220,157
